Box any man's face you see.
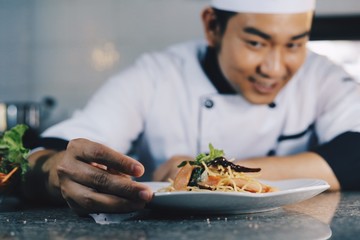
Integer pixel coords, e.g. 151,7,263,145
212,12,313,104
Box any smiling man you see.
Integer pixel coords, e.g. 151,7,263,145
205,10,312,104
24,0,360,214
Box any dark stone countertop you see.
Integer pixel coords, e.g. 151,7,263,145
0,191,359,240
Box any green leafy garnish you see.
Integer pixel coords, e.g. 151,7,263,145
177,143,224,168
194,143,224,165
0,124,30,177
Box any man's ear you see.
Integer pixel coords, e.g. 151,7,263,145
201,7,221,47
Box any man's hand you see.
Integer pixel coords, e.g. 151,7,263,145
26,138,152,215
152,155,192,182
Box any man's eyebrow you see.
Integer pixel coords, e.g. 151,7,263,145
243,27,310,41
291,31,310,40
243,27,271,40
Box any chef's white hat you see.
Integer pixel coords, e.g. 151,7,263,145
211,0,316,14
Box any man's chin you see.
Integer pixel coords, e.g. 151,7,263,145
242,94,275,105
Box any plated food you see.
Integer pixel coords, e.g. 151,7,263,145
159,144,276,193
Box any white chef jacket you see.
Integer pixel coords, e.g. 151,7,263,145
42,40,360,180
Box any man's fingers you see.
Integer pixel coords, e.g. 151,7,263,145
57,160,152,202
66,138,144,177
60,181,148,214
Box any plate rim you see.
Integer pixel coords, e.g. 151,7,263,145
143,178,330,214
145,178,330,198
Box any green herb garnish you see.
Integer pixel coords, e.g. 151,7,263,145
0,124,30,177
177,143,224,168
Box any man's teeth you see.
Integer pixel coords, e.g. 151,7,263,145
256,81,273,88
249,77,275,88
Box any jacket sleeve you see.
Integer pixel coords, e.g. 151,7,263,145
313,54,360,143
40,54,159,154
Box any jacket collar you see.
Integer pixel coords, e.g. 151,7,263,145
202,47,237,94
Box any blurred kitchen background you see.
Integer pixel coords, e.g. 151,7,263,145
0,0,359,134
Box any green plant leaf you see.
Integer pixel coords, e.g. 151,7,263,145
0,124,30,177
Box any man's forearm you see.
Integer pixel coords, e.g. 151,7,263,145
238,152,341,191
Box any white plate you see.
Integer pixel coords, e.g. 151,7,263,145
144,179,330,214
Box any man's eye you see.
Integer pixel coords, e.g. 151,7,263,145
247,41,263,48
287,42,302,49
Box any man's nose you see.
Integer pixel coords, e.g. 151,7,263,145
259,48,286,79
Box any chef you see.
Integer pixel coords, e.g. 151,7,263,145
24,0,360,214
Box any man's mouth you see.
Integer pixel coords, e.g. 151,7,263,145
248,76,278,94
